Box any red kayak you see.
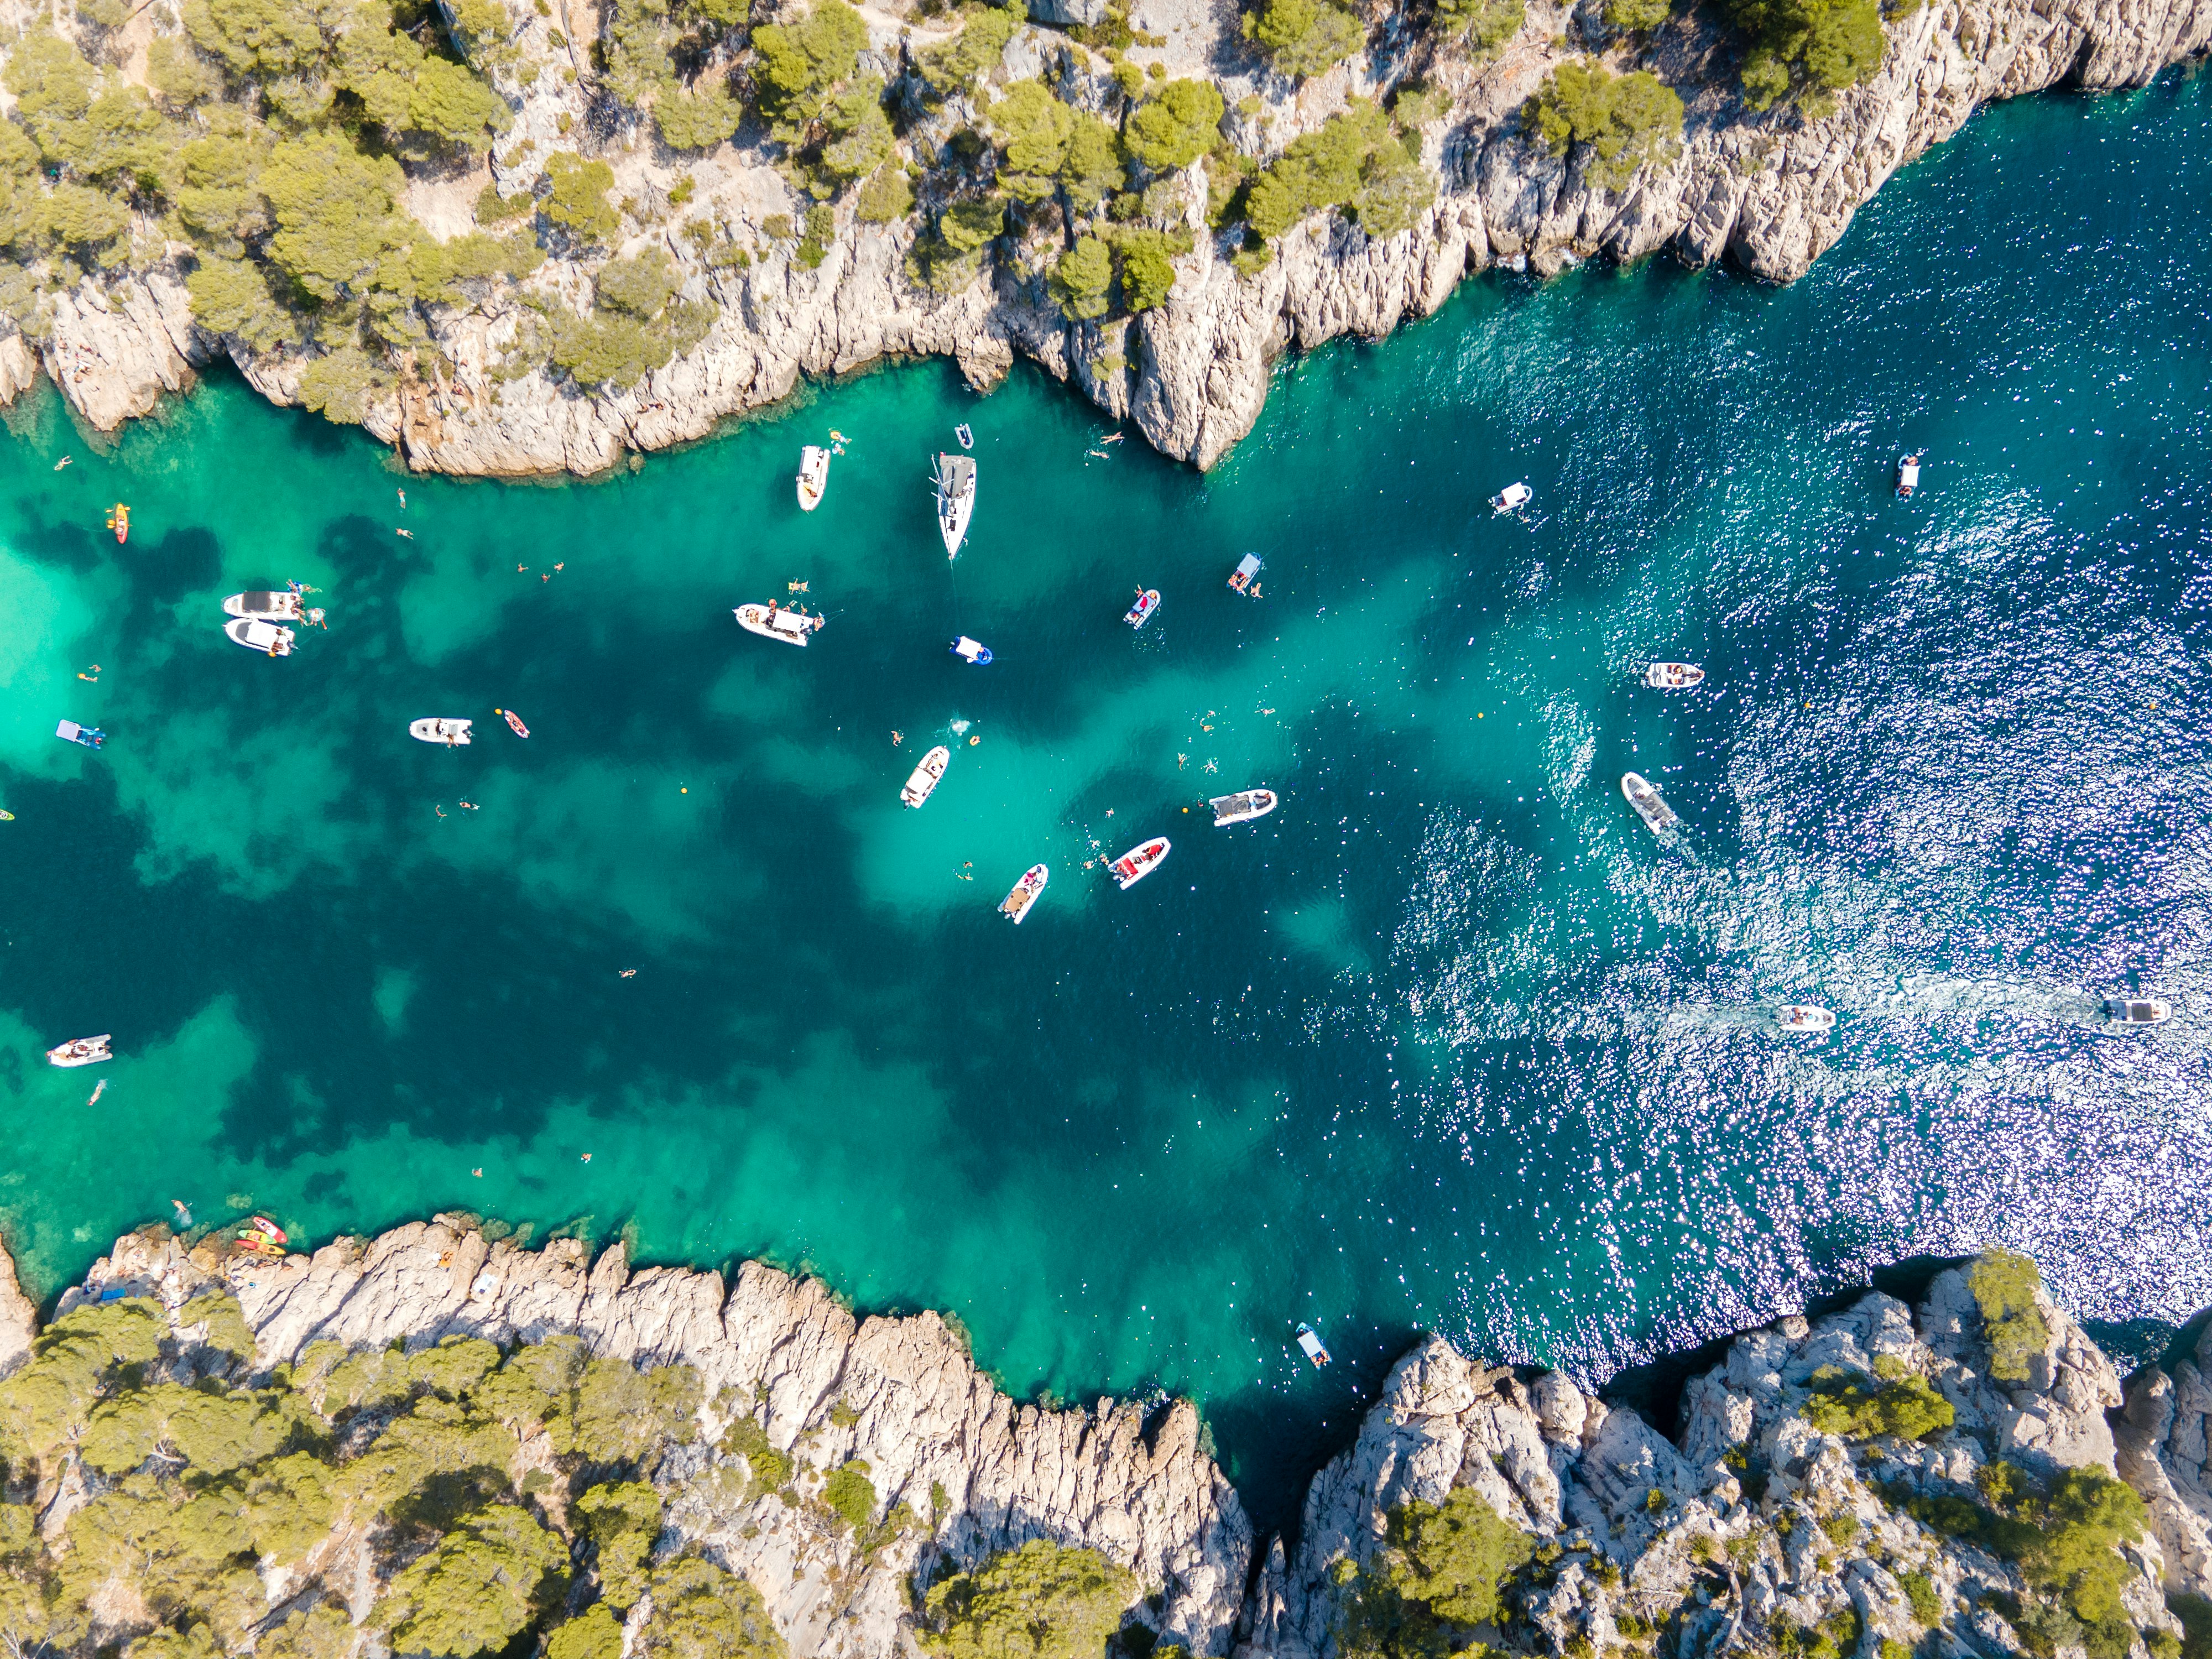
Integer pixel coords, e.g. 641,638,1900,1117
249,1215,288,1244
498,708,529,739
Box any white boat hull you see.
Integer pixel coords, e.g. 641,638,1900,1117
934,454,976,559
226,618,294,655
797,446,830,512
1621,772,1679,833
410,718,472,745
1644,662,1704,688
734,604,822,646
1777,1005,1836,1032
901,745,951,808
223,591,304,620
1109,838,1170,889
1491,483,1531,513
47,1035,111,1068
1000,863,1048,923
1210,789,1276,826
1124,589,1160,629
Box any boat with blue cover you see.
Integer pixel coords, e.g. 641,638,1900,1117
951,636,993,664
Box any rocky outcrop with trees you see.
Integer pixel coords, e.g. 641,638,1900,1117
8,1219,2212,1659
0,0,2201,473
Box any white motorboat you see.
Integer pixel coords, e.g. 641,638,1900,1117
951,636,993,665
47,1034,111,1068
1645,662,1705,688
225,617,294,656
409,717,472,745
1209,788,1276,826
901,744,950,808
223,591,304,620
1000,863,1048,924
1621,772,1678,833
1491,482,1531,513
1295,1322,1332,1366
1227,553,1262,594
2104,997,2172,1027
933,453,977,559
734,602,825,646
1777,1005,1836,1033
1108,837,1170,889
1123,589,1160,629
797,445,830,512
1896,453,1922,499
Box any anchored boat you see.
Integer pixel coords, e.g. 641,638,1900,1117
1108,837,1170,889
954,423,974,450
499,708,530,739
901,744,950,808
1644,662,1705,688
225,618,294,656
2104,997,2172,1027
55,721,103,749
46,1034,111,1068
951,636,993,665
1896,452,1922,499
1000,863,1048,924
1123,589,1160,629
1621,772,1678,833
1490,482,1531,514
224,591,305,620
1777,1005,1836,1033
1295,1322,1332,1367
797,445,830,512
1227,553,1262,594
1209,788,1276,826
409,717,472,745
734,602,825,646
933,453,977,559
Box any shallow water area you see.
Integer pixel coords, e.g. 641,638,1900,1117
3,73,2211,1526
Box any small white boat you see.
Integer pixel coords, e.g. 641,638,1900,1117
734,602,825,646
1621,772,1678,833
901,744,950,808
955,424,974,450
223,591,304,620
951,636,993,665
797,445,830,511
1123,589,1160,629
1896,453,1922,499
47,1034,111,1068
1645,662,1705,689
1490,482,1531,514
1108,837,1170,889
1295,1322,1332,1367
56,720,103,749
1777,1005,1836,1033
2104,997,2172,1027
409,717,472,745
1000,863,1048,924
933,453,977,559
225,618,294,656
1210,788,1276,826
1227,553,1262,594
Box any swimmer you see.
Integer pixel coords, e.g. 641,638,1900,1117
53,456,71,470
472,1168,482,1177
459,800,478,811
891,731,902,745
396,528,414,540
516,564,527,572
398,487,406,508
581,1152,592,1162
435,805,447,818
88,1078,107,1106
77,665,99,681
172,1199,192,1227
619,968,638,978
1102,433,1123,444
554,562,564,571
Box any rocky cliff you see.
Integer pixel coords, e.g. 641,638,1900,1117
30,1219,2212,1659
0,0,2204,476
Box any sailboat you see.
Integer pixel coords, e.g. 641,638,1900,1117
933,453,976,559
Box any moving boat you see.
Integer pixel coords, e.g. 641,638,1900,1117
797,445,830,511
1896,453,1922,499
1108,837,1169,889
951,636,993,665
933,453,977,559
1000,863,1048,924
499,708,530,739
47,1034,111,1068
1123,589,1160,629
1227,553,1262,594
1295,1322,1332,1367
734,602,825,646
55,720,103,749
225,618,294,656
107,503,128,543
409,717,472,745
223,591,305,620
1644,662,1705,688
1490,482,1531,514
954,423,974,450
1777,1005,1836,1033
2104,997,2172,1027
1621,771,1678,833
901,744,950,808
1209,788,1277,826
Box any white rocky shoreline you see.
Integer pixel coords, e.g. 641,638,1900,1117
1,0,2204,475
12,1213,2212,1659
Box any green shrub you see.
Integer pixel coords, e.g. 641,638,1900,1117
1389,1488,1534,1624
1430,0,1522,49
1122,78,1223,173
1602,0,1668,28
727,1417,794,1491
1118,233,1176,310
1051,235,1113,318
987,80,1073,200
655,81,743,150
1719,0,1884,109
1243,98,1432,240
1900,1570,1940,1627
542,150,620,242
639,1558,786,1659
548,1605,626,1659
920,1540,1135,1659
917,6,1020,96
1523,59,1682,191
753,0,868,139
1240,0,1364,79
1819,1512,1860,1544
796,201,837,266
379,1505,570,1656
477,181,537,223
1969,1250,2051,1384
1801,1363,1955,1442
822,1458,876,1528
855,167,915,222
576,1481,663,1608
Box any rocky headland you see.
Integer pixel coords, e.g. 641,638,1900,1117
8,1214,2212,1659
0,0,2204,476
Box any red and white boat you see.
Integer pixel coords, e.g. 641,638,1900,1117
1000,863,1048,924
901,745,950,808
1108,838,1169,889
499,709,530,739
47,1035,111,1068
1123,589,1160,629
249,1215,289,1244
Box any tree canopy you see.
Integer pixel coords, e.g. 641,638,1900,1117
921,1540,1137,1659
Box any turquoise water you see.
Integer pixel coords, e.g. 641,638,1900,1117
3,72,2210,1525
